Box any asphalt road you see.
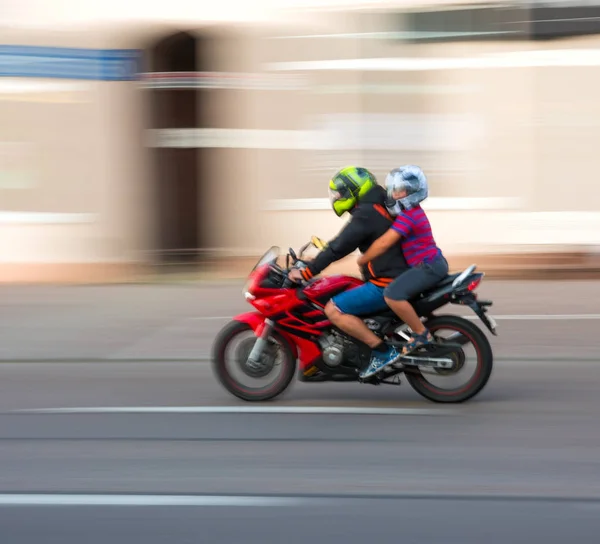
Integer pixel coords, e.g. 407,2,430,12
1,359,600,542
3,499,600,544
1,280,600,542
2,279,600,360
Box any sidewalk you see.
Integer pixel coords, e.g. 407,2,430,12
2,247,600,285
143,247,600,283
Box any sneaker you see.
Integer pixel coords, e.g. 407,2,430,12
359,345,401,379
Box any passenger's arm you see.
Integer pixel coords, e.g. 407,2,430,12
357,228,401,266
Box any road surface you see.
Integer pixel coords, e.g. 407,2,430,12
1,280,599,541
1,358,600,542
1,279,600,360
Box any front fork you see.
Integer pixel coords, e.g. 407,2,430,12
247,318,275,366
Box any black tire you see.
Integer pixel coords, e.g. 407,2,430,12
404,314,493,403
211,320,296,402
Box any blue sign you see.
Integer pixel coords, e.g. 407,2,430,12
0,45,143,81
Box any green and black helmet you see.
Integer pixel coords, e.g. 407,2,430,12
328,166,378,217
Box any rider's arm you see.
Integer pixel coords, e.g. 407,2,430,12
301,213,369,281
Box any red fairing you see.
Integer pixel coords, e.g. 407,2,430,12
232,312,321,372
294,339,322,372
251,293,302,317
303,274,364,304
233,311,290,341
232,312,267,332
239,267,364,374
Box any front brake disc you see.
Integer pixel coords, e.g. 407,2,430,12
235,337,279,378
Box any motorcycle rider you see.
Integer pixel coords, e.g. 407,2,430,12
288,166,409,359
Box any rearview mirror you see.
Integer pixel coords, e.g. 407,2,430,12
311,236,327,251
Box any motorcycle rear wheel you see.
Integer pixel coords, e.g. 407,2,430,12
404,314,493,403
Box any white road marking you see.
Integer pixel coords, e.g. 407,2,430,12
0,494,301,507
15,406,457,416
192,314,600,321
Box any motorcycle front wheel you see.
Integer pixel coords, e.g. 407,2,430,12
211,320,297,402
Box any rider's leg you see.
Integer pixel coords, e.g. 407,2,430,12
325,282,389,350
327,284,401,379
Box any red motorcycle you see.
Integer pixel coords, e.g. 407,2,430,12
212,237,497,404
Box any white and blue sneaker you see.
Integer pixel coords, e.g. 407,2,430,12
359,345,401,379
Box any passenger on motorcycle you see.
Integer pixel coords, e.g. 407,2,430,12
287,166,410,357
357,165,449,378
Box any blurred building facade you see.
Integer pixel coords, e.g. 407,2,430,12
2,3,600,282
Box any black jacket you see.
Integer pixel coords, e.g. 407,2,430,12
301,185,409,286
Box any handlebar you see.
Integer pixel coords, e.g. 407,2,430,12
282,277,296,289
271,237,327,290
282,260,309,289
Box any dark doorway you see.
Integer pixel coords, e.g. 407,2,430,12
148,32,200,264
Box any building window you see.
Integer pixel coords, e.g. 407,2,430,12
398,2,600,43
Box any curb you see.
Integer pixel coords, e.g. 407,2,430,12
90,268,600,285
4,266,600,286
3,248,600,285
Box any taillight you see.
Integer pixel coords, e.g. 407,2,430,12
467,277,482,292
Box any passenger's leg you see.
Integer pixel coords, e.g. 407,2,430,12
384,258,449,354
325,282,389,350
384,269,428,332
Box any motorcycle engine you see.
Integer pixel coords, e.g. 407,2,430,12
318,332,347,367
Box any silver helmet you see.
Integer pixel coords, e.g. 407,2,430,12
384,165,428,216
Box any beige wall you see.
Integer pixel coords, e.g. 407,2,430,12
190,28,600,254
3,17,600,282
0,79,152,264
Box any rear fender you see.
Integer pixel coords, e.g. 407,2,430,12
451,293,497,336
412,272,486,319
423,272,484,304
231,312,299,359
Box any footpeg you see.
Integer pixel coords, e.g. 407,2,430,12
380,376,402,386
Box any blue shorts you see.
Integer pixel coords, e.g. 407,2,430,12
331,281,389,316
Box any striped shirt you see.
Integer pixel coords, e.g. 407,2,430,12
391,205,442,267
